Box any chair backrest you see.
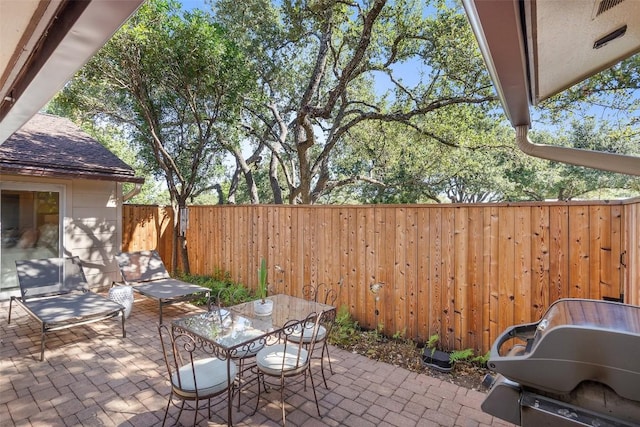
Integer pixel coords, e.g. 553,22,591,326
281,311,324,370
15,257,89,300
301,277,343,305
158,323,198,393
116,250,171,284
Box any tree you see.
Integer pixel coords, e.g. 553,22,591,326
213,0,498,204
511,120,640,201
55,0,256,272
43,102,172,204
539,54,640,126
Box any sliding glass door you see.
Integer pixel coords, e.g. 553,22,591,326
0,183,63,297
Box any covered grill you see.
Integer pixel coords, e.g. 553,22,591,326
481,298,640,426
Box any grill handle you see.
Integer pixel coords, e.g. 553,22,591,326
488,321,538,369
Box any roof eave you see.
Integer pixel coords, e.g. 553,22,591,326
0,0,144,144
462,0,531,128
0,164,145,184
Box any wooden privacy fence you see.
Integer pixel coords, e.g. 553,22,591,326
122,200,640,354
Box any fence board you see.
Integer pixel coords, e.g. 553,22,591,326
416,208,430,342
611,205,623,300
405,208,418,340
468,206,483,353
122,200,638,354
514,206,531,325
442,208,455,349
429,208,443,340
568,206,589,298
531,205,549,321
454,207,468,350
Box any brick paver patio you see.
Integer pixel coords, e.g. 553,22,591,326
1,297,515,426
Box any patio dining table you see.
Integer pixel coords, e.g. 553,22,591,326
171,293,336,426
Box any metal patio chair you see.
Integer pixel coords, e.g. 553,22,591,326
252,311,325,425
158,323,237,426
289,278,343,387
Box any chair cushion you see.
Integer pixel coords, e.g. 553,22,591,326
132,278,209,299
288,324,327,344
22,292,123,324
256,343,309,376
172,357,237,398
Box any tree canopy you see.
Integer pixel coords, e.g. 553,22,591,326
54,0,257,270
53,0,640,211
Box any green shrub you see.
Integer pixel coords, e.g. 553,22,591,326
328,305,359,346
176,271,249,306
449,348,474,364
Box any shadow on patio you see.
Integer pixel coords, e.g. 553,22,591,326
1,297,514,426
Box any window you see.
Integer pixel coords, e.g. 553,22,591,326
0,183,63,298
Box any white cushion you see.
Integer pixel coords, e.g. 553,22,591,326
256,344,309,376
288,324,326,343
172,357,237,397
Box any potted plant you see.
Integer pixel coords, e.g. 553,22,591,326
253,257,273,316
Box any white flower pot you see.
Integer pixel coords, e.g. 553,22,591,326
253,299,273,316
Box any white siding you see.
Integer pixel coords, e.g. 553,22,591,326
68,179,122,288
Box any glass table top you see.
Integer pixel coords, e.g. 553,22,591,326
171,294,335,351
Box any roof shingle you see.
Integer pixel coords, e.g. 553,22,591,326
0,113,143,183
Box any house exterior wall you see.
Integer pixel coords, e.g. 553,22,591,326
66,179,123,288
0,174,123,297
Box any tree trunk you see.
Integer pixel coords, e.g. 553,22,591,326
269,154,283,204
172,202,191,274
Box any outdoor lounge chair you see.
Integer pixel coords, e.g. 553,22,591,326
115,250,210,323
8,257,126,361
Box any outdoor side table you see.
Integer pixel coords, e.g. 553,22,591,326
108,284,134,319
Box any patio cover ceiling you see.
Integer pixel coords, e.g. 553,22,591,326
0,0,143,144
463,0,640,176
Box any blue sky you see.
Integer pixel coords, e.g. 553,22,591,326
181,0,207,11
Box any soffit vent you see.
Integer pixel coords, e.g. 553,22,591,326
595,0,625,18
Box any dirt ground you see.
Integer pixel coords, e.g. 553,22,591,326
335,330,491,392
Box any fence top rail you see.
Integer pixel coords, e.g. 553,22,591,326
125,197,640,210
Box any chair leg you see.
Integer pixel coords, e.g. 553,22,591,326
319,341,330,388
280,375,287,426
308,367,321,417
40,326,46,361
324,341,334,374
252,372,263,416
161,393,172,427
176,400,186,424
8,298,13,324
192,398,198,427
236,358,244,409
121,312,126,338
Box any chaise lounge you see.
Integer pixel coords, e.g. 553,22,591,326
8,257,126,361
115,250,210,323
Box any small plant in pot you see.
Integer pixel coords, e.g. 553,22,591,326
253,257,273,316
